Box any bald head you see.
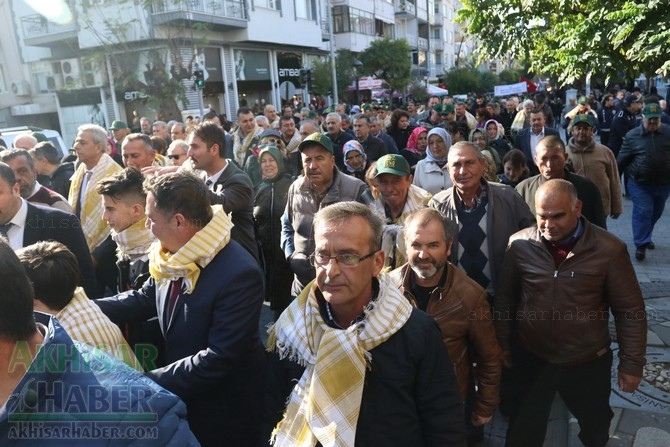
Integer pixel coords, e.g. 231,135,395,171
13,135,38,150
536,178,578,208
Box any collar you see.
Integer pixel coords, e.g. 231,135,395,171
455,181,487,211
207,162,229,186
318,278,380,329
531,127,545,137
541,217,585,246
7,198,28,229
27,182,42,200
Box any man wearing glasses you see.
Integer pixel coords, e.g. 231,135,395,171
266,201,464,446
167,140,189,167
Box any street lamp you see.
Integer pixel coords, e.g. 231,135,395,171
353,59,363,106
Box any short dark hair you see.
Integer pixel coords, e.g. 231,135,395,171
96,167,147,205
237,107,253,117
352,114,369,124
31,141,62,165
0,162,17,186
0,148,35,171
0,240,36,342
530,108,546,117
17,241,78,311
313,201,383,253
122,133,153,151
143,171,212,228
404,208,453,246
191,122,226,158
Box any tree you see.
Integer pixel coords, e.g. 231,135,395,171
358,37,412,95
78,0,210,119
457,0,670,86
335,49,356,101
444,65,500,95
310,58,332,97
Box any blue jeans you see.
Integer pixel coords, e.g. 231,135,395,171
627,179,670,248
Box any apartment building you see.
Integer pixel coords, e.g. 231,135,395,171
1,0,469,143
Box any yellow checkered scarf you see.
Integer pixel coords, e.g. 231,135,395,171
267,274,413,447
68,154,122,251
148,205,232,293
111,217,154,259
233,124,263,166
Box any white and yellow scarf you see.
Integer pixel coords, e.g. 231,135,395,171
233,124,263,167
267,274,413,447
68,154,122,251
148,205,233,293
112,217,155,260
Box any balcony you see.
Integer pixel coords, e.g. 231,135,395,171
430,38,444,50
405,34,418,47
418,37,428,50
395,0,415,18
432,11,443,24
21,14,78,47
321,19,330,41
151,0,247,30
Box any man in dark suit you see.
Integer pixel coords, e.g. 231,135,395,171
0,162,97,297
515,108,560,175
186,122,258,260
96,171,265,447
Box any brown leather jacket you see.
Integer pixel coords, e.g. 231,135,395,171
390,263,501,419
494,219,647,376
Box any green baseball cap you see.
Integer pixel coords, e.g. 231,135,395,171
642,103,662,118
577,96,588,105
433,103,454,115
109,120,128,130
298,132,333,153
572,114,595,127
375,154,410,177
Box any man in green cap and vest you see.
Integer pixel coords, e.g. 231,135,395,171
281,132,373,295
373,154,431,269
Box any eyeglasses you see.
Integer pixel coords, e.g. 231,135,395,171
167,153,185,160
309,251,377,268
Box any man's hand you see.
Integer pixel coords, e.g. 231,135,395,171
618,372,642,393
471,413,492,427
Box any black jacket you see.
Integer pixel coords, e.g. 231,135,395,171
264,308,465,447
359,134,388,161
44,162,75,198
617,123,670,186
208,161,259,261
24,202,97,298
609,108,640,156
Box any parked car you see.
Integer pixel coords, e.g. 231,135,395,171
0,126,68,157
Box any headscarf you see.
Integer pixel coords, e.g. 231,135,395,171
405,126,428,155
425,128,452,164
342,140,368,173
484,119,504,141
258,145,285,181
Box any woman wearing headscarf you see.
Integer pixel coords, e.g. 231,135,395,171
253,145,294,320
400,126,428,168
342,140,369,182
412,127,453,195
485,119,512,162
469,128,501,182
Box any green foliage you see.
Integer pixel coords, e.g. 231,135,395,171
310,59,333,97
457,0,670,86
335,49,356,100
411,83,429,103
444,66,500,95
358,37,412,94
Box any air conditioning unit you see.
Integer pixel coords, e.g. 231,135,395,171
61,58,83,88
11,81,31,96
82,60,105,87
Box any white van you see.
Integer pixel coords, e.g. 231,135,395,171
0,126,69,157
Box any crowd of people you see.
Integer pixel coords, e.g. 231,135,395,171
0,83,667,446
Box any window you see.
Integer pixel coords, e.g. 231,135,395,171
375,19,394,38
257,0,279,9
333,5,349,33
435,52,443,65
333,6,375,36
295,0,314,19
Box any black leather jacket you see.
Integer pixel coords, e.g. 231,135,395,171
617,123,670,186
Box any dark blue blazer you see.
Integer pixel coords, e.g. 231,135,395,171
514,127,560,175
96,239,265,447
23,202,97,298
